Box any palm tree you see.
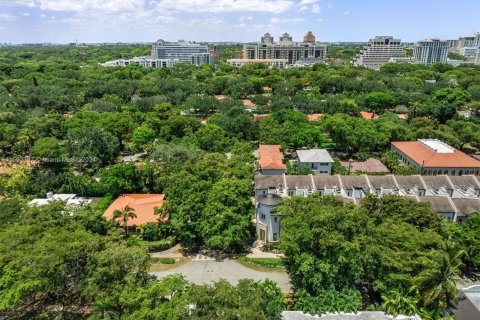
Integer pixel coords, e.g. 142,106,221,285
112,205,137,236
412,241,464,310
381,289,419,316
91,298,119,320
16,128,36,153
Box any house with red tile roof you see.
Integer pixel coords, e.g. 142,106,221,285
391,139,480,176
103,194,167,232
242,99,255,110
360,111,379,120
257,145,286,175
253,114,271,121
307,113,324,121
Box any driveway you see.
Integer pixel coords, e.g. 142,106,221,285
150,258,291,292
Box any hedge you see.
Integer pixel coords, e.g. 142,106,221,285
239,257,285,269
151,257,176,264
146,237,175,252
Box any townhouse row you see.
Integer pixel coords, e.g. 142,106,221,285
255,174,480,243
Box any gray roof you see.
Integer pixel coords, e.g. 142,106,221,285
394,175,426,190
422,175,454,190
367,175,396,190
449,286,480,320
340,176,370,190
448,176,480,190
451,198,480,217
254,175,285,189
281,311,421,320
257,193,283,206
285,175,314,189
312,175,341,189
418,196,455,213
297,149,334,163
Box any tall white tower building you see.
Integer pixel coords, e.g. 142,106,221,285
414,39,448,64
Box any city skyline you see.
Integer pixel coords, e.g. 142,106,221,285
0,0,479,44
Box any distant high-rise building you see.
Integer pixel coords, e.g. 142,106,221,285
244,31,327,65
446,39,459,52
151,39,212,65
208,43,220,60
414,39,448,64
352,36,406,70
303,31,316,44
459,32,480,48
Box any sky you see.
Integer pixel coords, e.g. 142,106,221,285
0,0,479,44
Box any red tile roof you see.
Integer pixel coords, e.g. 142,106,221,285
253,114,271,121
397,113,408,120
103,194,166,227
392,141,480,168
243,99,255,107
214,95,227,100
307,113,324,121
360,111,379,120
258,145,286,170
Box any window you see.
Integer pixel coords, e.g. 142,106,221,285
274,217,277,222
273,233,278,241
261,214,265,220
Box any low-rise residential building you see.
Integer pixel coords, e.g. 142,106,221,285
103,194,166,233
257,145,286,175
101,57,181,68
282,311,422,320
254,174,480,242
307,113,324,121
227,59,288,68
29,192,92,207
360,111,379,120
296,149,334,175
391,139,480,176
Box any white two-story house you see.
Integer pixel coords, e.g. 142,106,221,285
296,149,334,175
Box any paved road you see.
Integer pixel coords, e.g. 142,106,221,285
151,258,291,292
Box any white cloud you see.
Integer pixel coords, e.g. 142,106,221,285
311,4,321,13
316,18,323,22
297,6,308,12
156,0,294,14
34,0,145,12
298,0,317,4
0,13,17,21
239,16,254,22
0,1,35,7
343,11,350,15
40,13,46,18
20,12,31,16
327,3,332,9
270,17,304,23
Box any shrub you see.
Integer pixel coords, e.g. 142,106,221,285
239,257,284,269
151,257,176,264
146,237,175,252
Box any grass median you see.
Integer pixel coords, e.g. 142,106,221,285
236,257,286,272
